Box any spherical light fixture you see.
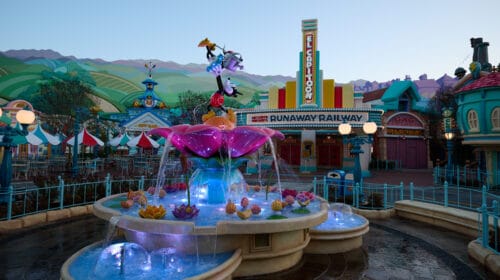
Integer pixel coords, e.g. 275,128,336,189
362,122,378,135
338,123,352,135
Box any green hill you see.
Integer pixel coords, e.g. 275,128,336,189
0,51,289,112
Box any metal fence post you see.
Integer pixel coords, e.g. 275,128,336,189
444,181,448,207
477,167,481,187
493,200,498,251
7,186,13,220
410,182,414,201
480,203,489,247
456,166,460,188
313,177,317,195
105,173,111,197
356,183,363,208
59,176,64,209
383,183,388,209
400,182,404,201
140,176,145,191
486,170,490,190
433,166,436,184
482,185,487,207
463,165,466,183
323,176,328,201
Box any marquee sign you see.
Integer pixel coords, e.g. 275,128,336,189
246,111,369,126
303,32,317,105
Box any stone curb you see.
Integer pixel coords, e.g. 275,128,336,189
0,205,94,234
468,240,500,276
353,208,395,219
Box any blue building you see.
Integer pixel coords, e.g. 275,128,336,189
104,65,172,135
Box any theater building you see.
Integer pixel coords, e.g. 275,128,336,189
236,19,383,173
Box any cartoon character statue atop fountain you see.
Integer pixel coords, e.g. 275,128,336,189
198,38,244,113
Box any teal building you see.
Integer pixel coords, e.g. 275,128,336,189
455,72,500,186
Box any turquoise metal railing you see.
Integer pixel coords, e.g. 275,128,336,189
433,165,493,189
2,171,500,255
408,182,498,211
0,174,146,221
477,200,500,254
312,176,404,210
312,177,500,212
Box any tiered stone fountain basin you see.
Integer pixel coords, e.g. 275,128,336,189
88,191,329,278
305,203,369,254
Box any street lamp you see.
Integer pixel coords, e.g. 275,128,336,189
444,129,455,183
339,121,377,185
442,107,455,183
0,108,36,198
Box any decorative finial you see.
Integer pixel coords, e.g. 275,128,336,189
144,61,156,78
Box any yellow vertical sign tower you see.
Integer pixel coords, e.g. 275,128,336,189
301,19,318,106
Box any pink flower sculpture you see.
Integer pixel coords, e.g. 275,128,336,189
281,189,298,198
150,125,284,158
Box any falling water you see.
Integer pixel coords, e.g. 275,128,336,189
257,149,263,188
226,147,232,202
103,216,121,247
267,139,282,195
153,134,174,205
195,235,200,263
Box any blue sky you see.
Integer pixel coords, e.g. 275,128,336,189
1,0,499,83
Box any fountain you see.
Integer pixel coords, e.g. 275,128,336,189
60,39,368,279
305,203,369,254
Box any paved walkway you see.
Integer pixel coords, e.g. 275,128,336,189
364,168,435,186
0,214,488,280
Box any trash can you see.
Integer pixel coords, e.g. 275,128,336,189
327,170,347,197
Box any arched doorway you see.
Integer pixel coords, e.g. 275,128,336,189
383,113,428,169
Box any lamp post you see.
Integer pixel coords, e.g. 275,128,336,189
338,122,377,185
0,108,36,198
444,129,455,183
442,107,455,183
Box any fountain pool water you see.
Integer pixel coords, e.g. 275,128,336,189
64,241,239,280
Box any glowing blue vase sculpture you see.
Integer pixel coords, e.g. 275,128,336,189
189,158,247,204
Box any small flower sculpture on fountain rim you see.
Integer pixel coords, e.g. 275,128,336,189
271,199,283,211
225,200,237,214
139,205,167,219
237,209,252,220
172,174,200,220
250,204,261,215
240,197,249,209
292,191,315,214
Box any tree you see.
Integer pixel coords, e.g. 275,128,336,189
427,86,472,166
176,91,211,124
19,71,97,136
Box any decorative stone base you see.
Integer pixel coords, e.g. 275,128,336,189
304,217,369,254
